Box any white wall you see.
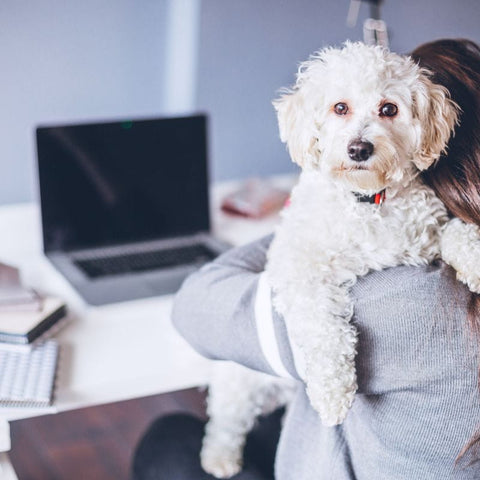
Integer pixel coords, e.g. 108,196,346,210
1,0,479,204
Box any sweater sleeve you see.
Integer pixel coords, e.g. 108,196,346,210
171,235,301,380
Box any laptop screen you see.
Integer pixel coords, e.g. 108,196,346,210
36,115,210,253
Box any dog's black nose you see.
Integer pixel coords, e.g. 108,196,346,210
347,140,374,162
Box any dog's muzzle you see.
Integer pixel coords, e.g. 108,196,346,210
347,139,374,162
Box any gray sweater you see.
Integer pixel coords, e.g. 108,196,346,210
172,235,480,479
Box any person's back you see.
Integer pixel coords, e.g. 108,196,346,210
277,261,480,479
171,237,480,479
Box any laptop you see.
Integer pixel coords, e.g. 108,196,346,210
36,115,229,305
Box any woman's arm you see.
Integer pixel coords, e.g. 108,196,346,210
171,235,301,379
173,234,478,395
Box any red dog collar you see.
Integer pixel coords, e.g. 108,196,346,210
353,190,386,205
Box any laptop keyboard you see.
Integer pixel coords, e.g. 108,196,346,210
74,244,218,279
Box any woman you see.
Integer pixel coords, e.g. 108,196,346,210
132,39,480,479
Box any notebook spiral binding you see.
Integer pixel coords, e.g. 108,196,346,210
0,340,59,408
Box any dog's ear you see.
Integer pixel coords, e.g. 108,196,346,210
412,71,460,170
273,88,319,167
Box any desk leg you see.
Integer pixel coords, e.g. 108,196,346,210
0,419,10,452
0,453,18,480
0,420,17,479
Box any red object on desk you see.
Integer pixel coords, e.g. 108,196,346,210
221,179,290,218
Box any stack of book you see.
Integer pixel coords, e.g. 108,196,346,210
0,263,66,408
0,291,66,344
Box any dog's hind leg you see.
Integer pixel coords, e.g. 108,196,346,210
201,362,294,479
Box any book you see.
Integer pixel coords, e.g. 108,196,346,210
0,340,59,407
0,261,20,286
0,262,43,312
0,286,43,312
0,297,67,344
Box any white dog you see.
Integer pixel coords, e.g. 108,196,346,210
201,42,461,478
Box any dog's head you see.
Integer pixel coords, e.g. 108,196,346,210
273,42,459,193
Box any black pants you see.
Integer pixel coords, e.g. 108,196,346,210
131,410,283,480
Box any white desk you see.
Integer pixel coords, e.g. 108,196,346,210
0,177,293,479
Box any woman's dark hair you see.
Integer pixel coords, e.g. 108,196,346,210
411,38,480,462
412,39,480,224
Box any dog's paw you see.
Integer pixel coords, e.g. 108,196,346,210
317,398,352,427
305,373,356,427
307,390,351,426
441,218,480,294
200,448,242,479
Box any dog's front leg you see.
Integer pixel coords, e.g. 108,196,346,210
267,223,359,425
285,281,358,426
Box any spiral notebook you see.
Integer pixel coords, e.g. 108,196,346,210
0,340,59,408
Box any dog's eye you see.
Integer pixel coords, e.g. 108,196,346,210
380,103,398,117
334,103,349,115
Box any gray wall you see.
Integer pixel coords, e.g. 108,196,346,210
0,0,169,205
198,0,480,181
1,0,479,204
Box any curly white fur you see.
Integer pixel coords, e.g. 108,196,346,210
267,172,448,425
201,42,460,477
201,362,295,478
441,218,480,294
268,41,457,426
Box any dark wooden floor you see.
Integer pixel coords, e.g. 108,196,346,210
9,388,207,480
